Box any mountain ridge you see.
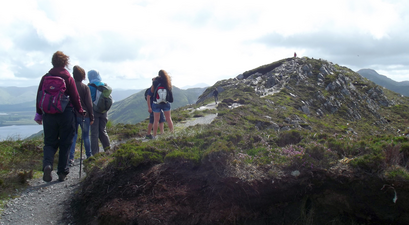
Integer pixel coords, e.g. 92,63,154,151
72,56,409,224
357,68,409,96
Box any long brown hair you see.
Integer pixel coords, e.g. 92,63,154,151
158,69,172,90
151,69,172,92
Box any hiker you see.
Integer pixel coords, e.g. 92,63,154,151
213,88,219,104
294,52,297,58
150,69,174,138
34,51,83,182
68,65,94,166
88,70,111,155
145,86,166,139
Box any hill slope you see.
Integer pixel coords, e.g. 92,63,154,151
73,57,409,225
357,68,409,96
108,86,207,124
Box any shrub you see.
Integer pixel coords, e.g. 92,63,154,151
350,153,385,173
276,130,303,147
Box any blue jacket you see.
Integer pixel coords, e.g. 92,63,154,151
87,70,105,101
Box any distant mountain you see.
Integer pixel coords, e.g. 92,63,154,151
0,86,38,105
108,86,207,124
181,83,210,89
357,69,409,96
0,85,140,105
111,89,142,102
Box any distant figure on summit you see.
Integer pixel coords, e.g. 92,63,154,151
213,88,219,104
294,52,297,58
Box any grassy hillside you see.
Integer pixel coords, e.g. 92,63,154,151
108,86,207,124
72,57,409,224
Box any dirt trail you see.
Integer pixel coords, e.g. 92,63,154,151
0,159,83,225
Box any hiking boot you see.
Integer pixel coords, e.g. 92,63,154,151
58,173,67,182
69,159,74,167
145,134,153,139
43,165,52,182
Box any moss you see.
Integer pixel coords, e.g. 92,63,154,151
384,165,409,180
350,153,385,172
164,150,200,164
110,141,164,170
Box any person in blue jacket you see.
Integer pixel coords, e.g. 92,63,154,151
87,70,110,155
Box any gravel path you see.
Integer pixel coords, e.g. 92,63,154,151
0,158,84,225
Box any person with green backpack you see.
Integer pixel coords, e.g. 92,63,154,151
87,70,111,156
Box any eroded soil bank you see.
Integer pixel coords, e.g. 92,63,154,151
72,160,409,225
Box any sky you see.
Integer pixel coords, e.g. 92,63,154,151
1,0,408,90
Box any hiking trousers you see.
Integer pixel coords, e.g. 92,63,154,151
69,117,91,160
42,107,76,175
90,111,110,155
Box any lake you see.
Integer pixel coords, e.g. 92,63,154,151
0,125,43,141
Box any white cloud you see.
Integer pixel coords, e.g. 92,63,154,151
0,0,408,89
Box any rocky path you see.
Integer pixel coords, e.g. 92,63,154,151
0,158,83,225
0,103,218,225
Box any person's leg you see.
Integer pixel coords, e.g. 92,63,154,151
57,109,76,177
163,110,173,133
69,117,81,161
147,123,153,134
159,111,166,134
147,113,154,137
152,112,160,137
151,103,161,137
81,117,91,158
90,111,100,156
98,112,110,150
163,103,173,132
42,114,59,171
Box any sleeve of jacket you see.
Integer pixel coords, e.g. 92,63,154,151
67,76,83,113
35,76,45,115
88,84,97,102
84,85,94,122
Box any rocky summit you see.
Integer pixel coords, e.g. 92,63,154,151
73,57,409,225
198,57,405,135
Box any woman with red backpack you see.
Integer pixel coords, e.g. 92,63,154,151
34,51,83,182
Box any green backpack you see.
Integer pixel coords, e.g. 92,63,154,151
89,83,113,113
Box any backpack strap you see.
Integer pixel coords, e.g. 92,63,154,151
153,83,162,98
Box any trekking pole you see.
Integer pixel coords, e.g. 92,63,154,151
79,110,85,179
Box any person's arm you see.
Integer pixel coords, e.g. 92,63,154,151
67,76,83,113
146,88,153,113
84,85,94,125
147,89,153,113
35,76,45,115
34,76,45,124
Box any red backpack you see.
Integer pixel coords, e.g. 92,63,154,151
37,74,70,114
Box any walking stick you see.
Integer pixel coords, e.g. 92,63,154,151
79,110,85,179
